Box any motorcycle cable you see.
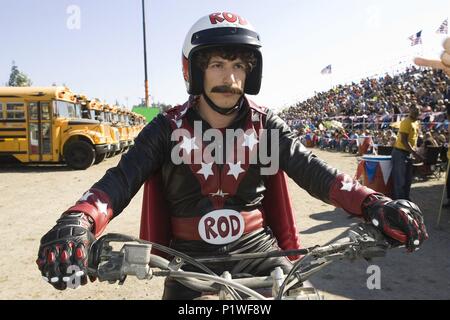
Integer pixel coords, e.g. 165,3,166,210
90,234,242,300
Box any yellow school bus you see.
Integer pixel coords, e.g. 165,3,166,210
102,103,122,156
134,113,147,138
129,111,139,141
0,87,109,169
122,109,135,149
122,110,133,146
110,105,129,153
77,95,115,164
138,114,147,131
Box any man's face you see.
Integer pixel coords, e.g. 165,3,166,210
410,109,420,120
203,56,247,109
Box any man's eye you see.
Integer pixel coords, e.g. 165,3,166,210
235,64,245,69
210,64,222,68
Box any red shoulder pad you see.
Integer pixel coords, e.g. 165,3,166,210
246,98,269,115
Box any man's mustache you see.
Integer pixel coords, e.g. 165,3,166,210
211,86,243,95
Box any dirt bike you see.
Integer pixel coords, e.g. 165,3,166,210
86,223,393,300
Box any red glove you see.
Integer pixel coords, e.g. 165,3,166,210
362,195,428,252
36,213,95,290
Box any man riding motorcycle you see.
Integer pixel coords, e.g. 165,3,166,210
37,12,430,299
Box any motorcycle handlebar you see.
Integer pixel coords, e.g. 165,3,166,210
86,223,392,299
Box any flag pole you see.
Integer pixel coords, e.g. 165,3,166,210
437,161,450,228
142,0,150,107
329,72,333,91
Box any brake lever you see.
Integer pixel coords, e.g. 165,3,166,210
309,224,391,261
309,240,356,258
345,224,391,261
88,233,137,272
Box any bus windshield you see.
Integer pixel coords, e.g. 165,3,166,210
55,101,81,119
104,112,112,123
81,108,90,119
95,111,105,122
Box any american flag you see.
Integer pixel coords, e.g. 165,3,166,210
321,64,332,75
408,31,422,46
436,18,448,34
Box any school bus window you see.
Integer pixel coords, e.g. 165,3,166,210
55,100,81,119
74,103,82,118
89,109,94,119
52,101,57,115
103,112,111,123
6,103,25,119
81,108,91,119
42,123,52,154
85,109,102,121
42,102,51,120
0,103,3,119
29,102,39,120
95,111,105,122
29,123,39,154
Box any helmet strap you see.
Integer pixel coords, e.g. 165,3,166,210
202,91,244,116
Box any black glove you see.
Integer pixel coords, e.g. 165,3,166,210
36,212,95,290
363,195,428,252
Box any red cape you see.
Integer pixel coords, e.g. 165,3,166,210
140,171,301,260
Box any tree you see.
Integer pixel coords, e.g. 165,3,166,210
7,61,32,87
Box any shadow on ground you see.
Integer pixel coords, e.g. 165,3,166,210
0,163,74,173
300,184,450,300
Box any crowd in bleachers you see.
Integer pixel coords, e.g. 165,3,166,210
280,66,449,124
279,66,450,158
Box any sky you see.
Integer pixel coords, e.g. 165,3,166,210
0,0,449,111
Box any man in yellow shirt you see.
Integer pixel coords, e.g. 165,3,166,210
391,105,423,200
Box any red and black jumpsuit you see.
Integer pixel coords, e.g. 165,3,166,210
64,95,376,299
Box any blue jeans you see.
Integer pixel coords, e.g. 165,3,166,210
341,139,349,151
391,148,413,200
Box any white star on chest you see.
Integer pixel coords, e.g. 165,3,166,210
341,181,355,192
179,108,188,117
197,162,214,180
180,136,199,155
79,191,93,202
227,161,245,180
242,132,259,151
172,119,182,128
252,113,260,123
95,200,108,216
299,143,308,153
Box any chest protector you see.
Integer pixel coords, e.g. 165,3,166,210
139,98,301,260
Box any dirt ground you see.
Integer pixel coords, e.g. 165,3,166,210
0,149,449,300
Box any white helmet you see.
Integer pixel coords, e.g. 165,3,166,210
182,12,263,95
